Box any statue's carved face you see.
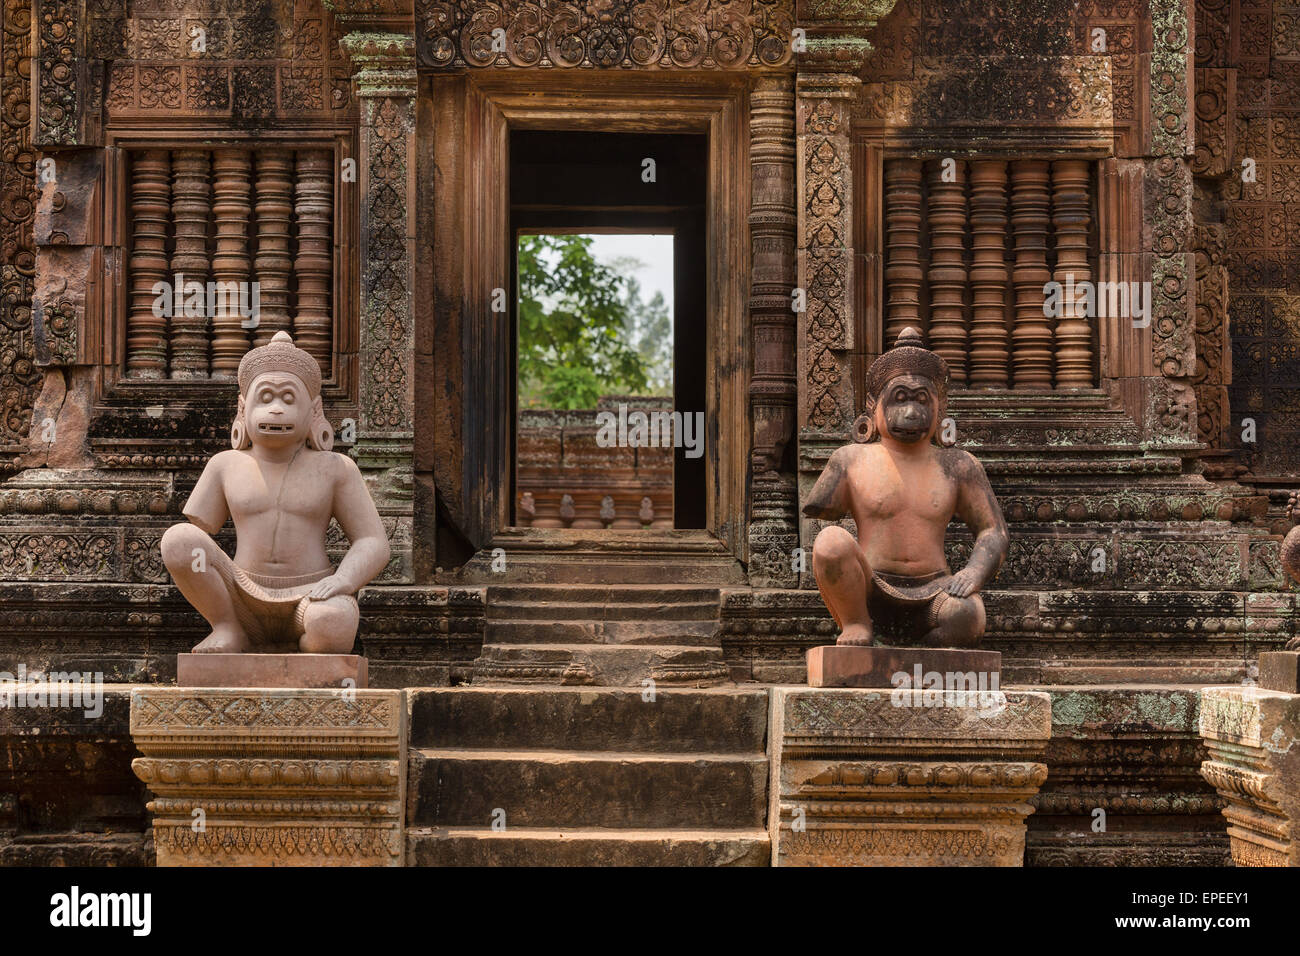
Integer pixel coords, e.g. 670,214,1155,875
876,373,937,444
245,372,312,448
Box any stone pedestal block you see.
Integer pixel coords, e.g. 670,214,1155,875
1258,652,1300,693
1200,685,1300,866
768,687,1051,866
807,646,1001,688
176,653,369,689
130,687,405,866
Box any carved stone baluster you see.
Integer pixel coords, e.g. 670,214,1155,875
1009,159,1053,389
884,158,924,346
968,160,1010,388
1052,159,1095,387
293,148,333,376
168,149,212,378
926,159,968,384
210,149,253,378
126,150,171,379
252,149,293,347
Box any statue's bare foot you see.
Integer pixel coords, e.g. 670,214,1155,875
193,625,250,653
836,624,873,646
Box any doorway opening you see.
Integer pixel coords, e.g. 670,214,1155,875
509,130,708,530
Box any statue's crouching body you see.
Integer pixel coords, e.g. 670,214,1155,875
162,332,391,655
804,327,1009,649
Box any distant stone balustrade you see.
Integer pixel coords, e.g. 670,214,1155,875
516,396,674,529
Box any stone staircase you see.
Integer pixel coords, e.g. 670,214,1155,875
405,685,771,865
472,584,731,686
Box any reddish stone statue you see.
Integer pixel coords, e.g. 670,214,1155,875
804,327,1009,647
1281,494,1300,650
161,332,390,654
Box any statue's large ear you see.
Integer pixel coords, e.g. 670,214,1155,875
230,394,250,449
852,398,878,443
306,395,334,451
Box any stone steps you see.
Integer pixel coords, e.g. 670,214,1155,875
487,585,722,617
407,826,770,866
473,642,729,686
409,685,767,751
405,687,770,866
409,748,767,828
475,583,727,686
484,619,720,646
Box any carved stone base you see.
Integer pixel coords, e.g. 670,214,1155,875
1200,685,1300,866
176,653,369,689
807,646,1001,688
769,687,1051,866
130,687,405,866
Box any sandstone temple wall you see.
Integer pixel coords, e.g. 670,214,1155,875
0,0,1294,867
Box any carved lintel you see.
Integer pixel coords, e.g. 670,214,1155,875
415,0,795,70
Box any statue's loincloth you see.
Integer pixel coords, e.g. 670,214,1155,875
871,569,951,606
207,545,352,647
867,569,953,639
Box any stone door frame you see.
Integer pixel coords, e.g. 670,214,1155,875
419,71,752,576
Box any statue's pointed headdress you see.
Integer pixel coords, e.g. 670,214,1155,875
854,327,951,445
230,331,333,451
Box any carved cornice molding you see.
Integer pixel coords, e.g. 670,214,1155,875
414,0,796,70
340,32,418,95
794,0,897,74
323,0,416,34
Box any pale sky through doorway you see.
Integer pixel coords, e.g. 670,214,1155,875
587,234,674,320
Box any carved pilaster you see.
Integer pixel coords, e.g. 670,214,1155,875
1145,0,1195,445
750,75,797,474
341,32,416,580
797,76,856,433
33,0,82,147
748,75,799,589
1,0,42,465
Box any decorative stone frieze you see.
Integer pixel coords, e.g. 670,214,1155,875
769,686,1051,865
130,687,406,866
1200,685,1300,866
